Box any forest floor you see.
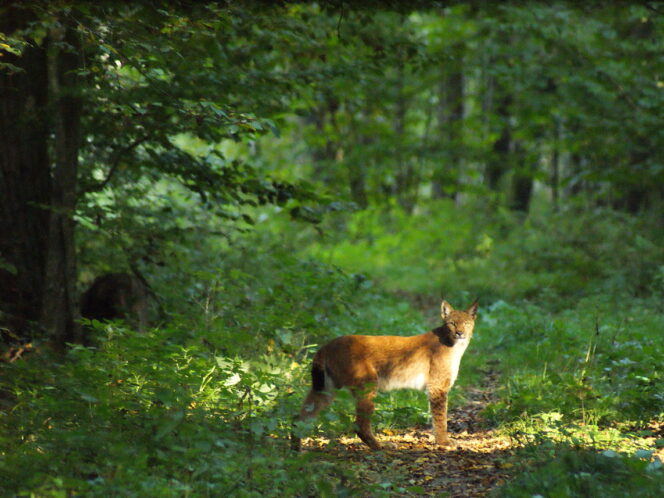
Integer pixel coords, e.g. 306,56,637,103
300,369,518,497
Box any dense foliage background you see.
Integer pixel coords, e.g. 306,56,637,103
1,1,663,496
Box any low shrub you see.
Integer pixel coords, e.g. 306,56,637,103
495,444,664,498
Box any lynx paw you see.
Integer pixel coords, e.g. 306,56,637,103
433,435,453,448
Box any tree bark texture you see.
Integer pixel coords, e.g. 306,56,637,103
0,5,82,347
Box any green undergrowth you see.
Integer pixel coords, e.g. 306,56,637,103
0,234,429,496
2,204,663,496
302,200,664,309
494,443,664,498
1,326,400,496
479,297,664,496
480,296,664,426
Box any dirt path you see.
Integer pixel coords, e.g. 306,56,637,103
300,370,517,497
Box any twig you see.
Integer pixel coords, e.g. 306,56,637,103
91,135,150,192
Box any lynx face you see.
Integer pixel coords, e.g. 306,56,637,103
438,302,476,346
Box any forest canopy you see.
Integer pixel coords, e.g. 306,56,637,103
3,1,663,345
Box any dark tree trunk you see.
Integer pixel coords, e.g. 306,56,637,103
551,118,562,212
309,91,339,182
0,6,82,348
345,99,369,209
616,147,652,214
393,59,416,214
509,144,533,213
432,47,464,201
485,94,512,191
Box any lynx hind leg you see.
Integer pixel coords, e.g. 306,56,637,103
291,389,335,451
353,387,382,450
298,389,335,421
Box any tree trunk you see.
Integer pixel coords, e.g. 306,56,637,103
485,94,512,191
551,118,561,212
393,58,416,213
0,6,82,348
565,152,585,198
432,51,464,201
509,143,533,213
343,98,369,209
347,162,368,209
309,91,339,182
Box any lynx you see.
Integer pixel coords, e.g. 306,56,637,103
292,299,478,450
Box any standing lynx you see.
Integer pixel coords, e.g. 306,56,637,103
292,299,478,450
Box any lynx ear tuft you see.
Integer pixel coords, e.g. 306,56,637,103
467,299,479,319
441,300,453,319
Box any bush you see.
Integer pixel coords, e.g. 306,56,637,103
480,297,664,426
0,325,390,496
305,202,664,308
0,234,427,496
495,444,664,498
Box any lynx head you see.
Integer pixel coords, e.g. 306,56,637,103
437,299,479,346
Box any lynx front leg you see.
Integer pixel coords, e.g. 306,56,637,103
353,388,381,450
291,389,335,451
428,389,451,445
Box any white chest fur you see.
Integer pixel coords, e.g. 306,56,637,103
447,339,469,387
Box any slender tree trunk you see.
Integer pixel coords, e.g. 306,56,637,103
346,101,369,209
347,162,368,209
614,17,654,213
485,94,512,191
485,86,533,213
310,91,339,182
432,80,447,200
551,117,562,212
509,143,533,213
393,58,416,213
0,7,82,348
566,152,585,198
432,49,464,201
